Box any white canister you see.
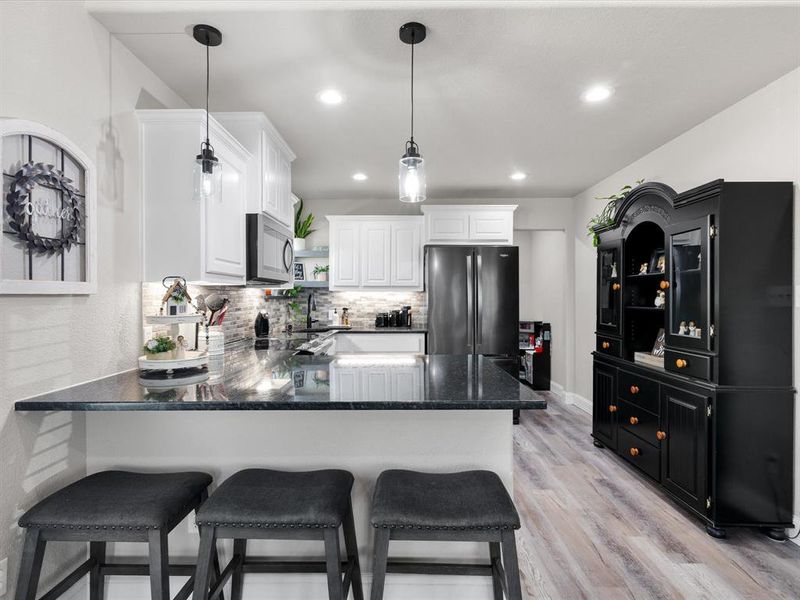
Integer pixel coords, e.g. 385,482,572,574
207,326,225,356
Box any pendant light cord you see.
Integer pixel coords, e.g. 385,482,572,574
205,42,210,146
410,32,415,144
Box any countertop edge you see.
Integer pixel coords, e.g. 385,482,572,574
15,401,546,411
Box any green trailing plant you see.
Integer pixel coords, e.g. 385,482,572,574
143,335,176,355
294,197,316,239
281,284,304,318
587,179,644,247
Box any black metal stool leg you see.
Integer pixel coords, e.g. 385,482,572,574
89,541,106,600
14,528,45,600
230,539,247,600
489,541,503,600
324,528,344,600
369,528,390,600
148,529,170,600
501,530,523,600
193,526,217,600
342,502,364,600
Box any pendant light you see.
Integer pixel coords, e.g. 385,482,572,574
398,22,427,203
193,24,223,203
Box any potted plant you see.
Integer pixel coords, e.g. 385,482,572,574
587,179,644,247
294,197,315,251
143,335,177,360
313,264,329,281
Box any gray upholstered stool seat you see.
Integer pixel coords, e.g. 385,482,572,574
369,469,523,600
371,470,520,531
193,468,364,600
196,468,353,529
15,470,221,600
19,470,212,531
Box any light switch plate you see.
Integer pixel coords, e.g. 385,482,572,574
0,556,8,596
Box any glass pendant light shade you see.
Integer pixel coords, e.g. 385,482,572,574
194,147,222,203
399,151,426,203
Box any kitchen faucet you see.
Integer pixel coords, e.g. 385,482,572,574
306,291,318,330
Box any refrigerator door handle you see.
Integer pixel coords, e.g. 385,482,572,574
476,253,483,349
466,253,474,352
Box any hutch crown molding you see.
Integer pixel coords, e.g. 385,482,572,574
591,179,794,539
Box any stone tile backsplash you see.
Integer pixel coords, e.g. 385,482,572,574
142,283,427,346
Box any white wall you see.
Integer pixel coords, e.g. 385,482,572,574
516,230,567,388
0,1,187,589
571,67,800,531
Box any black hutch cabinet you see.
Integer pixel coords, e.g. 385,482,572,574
591,180,794,539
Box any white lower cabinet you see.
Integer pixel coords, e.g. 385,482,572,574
328,216,423,291
138,110,250,284
334,333,426,353
329,360,425,403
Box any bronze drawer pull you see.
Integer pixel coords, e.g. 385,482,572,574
630,447,640,457
608,405,618,413
660,280,670,290
630,385,640,394
656,431,667,441
629,416,639,425
675,358,688,368
602,341,610,349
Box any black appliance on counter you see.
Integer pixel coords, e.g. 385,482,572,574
374,306,413,328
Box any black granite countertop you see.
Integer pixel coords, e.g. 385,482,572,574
14,345,545,411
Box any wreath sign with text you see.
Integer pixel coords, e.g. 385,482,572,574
5,161,83,254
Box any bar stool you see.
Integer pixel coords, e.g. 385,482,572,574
193,468,364,600
15,470,223,600
369,469,523,600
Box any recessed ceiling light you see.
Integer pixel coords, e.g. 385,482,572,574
352,172,368,181
317,89,345,105
582,85,614,103
510,172,527,181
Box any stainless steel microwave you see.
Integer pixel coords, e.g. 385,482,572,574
246,213,294,285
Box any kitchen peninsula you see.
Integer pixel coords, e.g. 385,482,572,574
15,342,544,598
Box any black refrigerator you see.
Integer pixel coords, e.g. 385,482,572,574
426,245,519,356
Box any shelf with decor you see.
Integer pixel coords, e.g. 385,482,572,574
295,280,329,288
295,249,329,258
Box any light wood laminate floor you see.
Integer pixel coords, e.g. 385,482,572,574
513,393,800,599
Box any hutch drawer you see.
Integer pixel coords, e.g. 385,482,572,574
618,400,661,446
618,370,659,413
596,336,622,357
665,349,712,381
618,428,660,481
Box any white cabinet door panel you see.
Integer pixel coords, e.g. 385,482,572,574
331,221,360,287
427,211,469,241
204,146,246,277
362,369,391,403
262,133,280,217
361,222,391,286
391,222,422,288
278,154,293,226
469,211,511,241
336,333,425,353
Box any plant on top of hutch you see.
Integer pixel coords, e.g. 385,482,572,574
587,179,644,247
591,179,794,541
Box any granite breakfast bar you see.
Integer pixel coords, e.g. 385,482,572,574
15,344,545,599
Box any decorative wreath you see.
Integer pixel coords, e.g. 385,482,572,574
5,161,83,254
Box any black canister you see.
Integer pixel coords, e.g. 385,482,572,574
389,310,400,327
400,305,412,328
375,313,388,327
254,310,270,338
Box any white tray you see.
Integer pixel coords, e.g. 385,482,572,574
145,314,204,325
138,350,209,371
138,371,209,388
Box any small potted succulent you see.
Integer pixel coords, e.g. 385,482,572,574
313,264,329,281
143,335,177,360
294,197,315,251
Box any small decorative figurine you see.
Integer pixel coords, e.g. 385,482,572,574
175,335,187,359
656,255,666,273
611,262,618,279
679,321,688,335
688,321,697,337
639,262,649,275
654,290,665,308
161,276,192,316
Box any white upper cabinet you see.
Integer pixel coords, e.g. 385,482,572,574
214,112,295,227
422,205,517,245
328,216,424,291
137,110,250,285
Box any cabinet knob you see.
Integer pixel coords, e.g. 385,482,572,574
602,341,610,349
612,283,621,291
629,416,639,425
629,447,640,457
660,280,670,290
630,385,639,394
609,405,618,413
656,431,667,441
675,358,688,368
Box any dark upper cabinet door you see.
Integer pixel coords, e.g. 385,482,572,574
596,241,623,335
660,385,710,515
593,362,618,449
664,216,714,352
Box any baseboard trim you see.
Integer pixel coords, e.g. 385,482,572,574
550,381,565,399
789,513,800,547
565,391,592,414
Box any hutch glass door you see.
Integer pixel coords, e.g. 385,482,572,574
665,217,712,351
597,242,622,335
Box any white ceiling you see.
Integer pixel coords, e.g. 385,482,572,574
89,1,800,200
